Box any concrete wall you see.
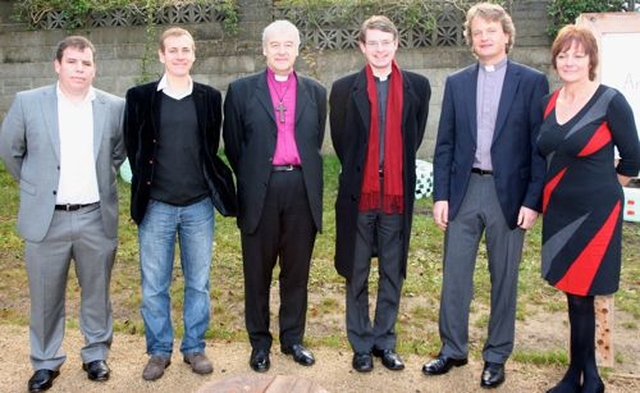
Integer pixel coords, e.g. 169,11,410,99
0,0,555,159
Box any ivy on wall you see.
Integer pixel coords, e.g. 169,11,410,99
10,0,239,84
11,0,240,35
275,0,497,33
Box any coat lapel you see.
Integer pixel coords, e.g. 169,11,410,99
92,91,106,161
353,70,370,132
150,83,162,137
255,70,276,128
192,83,207,132
43,86,61,162
464,65,479,146
295,75,308,125
401,71,414,130
493,61,520,142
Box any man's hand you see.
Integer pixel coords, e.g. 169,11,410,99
433,200,449,231
618,174,632,187
517,206,538,230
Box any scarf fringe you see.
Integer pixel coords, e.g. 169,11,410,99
360,192,404,214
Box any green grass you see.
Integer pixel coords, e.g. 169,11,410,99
512,349,568,366
1,155,639,366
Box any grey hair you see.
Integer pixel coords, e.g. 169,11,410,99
262,20,301,47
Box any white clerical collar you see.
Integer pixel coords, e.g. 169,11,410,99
157,74,193,99
268,68,295,83
481,57,507,73
274,73,291,82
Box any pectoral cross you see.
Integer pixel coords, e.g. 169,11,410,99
277,101,287,123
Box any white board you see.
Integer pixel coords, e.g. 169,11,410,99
600,33,640,135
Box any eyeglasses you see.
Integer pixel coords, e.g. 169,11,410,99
364,40,395,49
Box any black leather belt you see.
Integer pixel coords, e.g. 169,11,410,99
272,164,301,172
55,202,99,211
471,168,493,176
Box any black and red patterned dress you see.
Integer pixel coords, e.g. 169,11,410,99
537,85,640,296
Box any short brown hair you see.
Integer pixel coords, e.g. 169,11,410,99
55,36,95,62
359,15,398,43
551,24,599,81
159,27,195,52
464,2,515,54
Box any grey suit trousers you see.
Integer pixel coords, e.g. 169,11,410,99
25,204,116,370
438,173,525,364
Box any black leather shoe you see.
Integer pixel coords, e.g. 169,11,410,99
480,361,505,388
422,354,468,375
282,344,315,366
82,359,110,381
28,369,60,392
249,348,270,372
352,352,373,372
546,380,581,393
373,348,405,371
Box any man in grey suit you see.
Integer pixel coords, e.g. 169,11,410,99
0,36,124,392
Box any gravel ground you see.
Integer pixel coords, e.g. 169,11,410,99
1,324,639,393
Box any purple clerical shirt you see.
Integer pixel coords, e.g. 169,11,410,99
267,68,301,165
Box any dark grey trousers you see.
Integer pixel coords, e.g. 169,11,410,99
438,173,525,364
346,210,404,354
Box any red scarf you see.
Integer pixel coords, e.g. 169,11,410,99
359,60,404,214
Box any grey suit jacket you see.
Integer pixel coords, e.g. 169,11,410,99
0,84,125,242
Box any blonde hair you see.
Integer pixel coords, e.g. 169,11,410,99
464,2,515,54
159,27,195,52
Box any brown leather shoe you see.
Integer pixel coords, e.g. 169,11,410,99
183,352,213,374
142,355,171,381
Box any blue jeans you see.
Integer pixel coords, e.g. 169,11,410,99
138,198,214,356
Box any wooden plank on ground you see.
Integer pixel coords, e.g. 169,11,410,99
595,295,614,367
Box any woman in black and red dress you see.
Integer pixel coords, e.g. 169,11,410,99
538,25,640,393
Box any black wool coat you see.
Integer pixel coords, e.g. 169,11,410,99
330,68,431,280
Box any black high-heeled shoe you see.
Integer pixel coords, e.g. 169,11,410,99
581,377,605,393
545,379,580,393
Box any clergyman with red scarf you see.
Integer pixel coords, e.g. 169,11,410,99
329,15,431,373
